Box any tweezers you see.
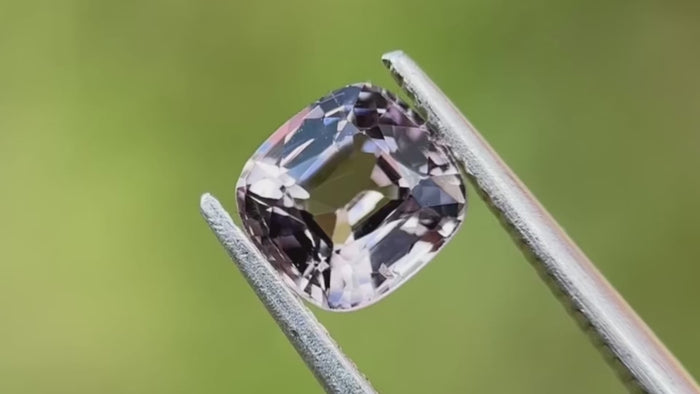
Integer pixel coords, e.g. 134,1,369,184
200,50,700,394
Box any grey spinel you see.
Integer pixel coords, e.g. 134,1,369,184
237,83,466,310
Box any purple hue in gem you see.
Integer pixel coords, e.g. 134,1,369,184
236,83,466,311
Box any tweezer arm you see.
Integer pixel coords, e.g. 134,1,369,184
382,50,700,394
200,194,377,394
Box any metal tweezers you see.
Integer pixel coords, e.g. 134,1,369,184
200,50,700,394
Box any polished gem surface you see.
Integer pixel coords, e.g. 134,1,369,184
236,83,466,310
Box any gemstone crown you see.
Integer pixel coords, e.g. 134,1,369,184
236,83,466,310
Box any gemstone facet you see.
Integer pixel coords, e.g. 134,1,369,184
236,83,466,311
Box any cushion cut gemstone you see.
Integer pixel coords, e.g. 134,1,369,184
236,83,466,310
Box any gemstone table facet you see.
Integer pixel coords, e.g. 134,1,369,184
236,83,466,310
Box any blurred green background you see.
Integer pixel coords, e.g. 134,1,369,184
1,0,699,393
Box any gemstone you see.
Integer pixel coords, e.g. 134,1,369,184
236,83,466,311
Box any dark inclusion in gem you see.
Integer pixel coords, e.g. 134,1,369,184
236,83,466,311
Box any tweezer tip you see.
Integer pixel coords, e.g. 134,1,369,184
381,50,406,67
200,192,214,208
200,193,223,221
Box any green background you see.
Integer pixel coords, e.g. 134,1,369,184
1,1,699,393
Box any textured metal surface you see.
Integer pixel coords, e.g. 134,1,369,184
382,50,700,394
200,193,377,394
